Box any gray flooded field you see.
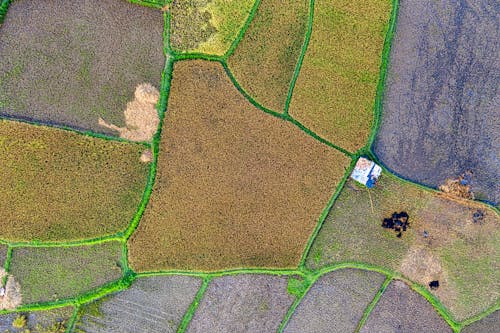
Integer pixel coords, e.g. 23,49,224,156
187,274,294,333
360,280,452,333
373,0,500,204
75,276,202,333
284,269,385,333
0,0,164,135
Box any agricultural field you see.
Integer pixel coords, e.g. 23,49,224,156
170,0,255,55
373,0,500,205
127,60,350,272
187,275,293,332
283,269,385,333
287,0,392,152
0,120,149,241
461,311,500,333
360,280,452,333
0,0,498,332
74,276,202,333
305,173,499,321
8,242,123,304
227,0,309,111
0,306,73,332
0,0,164,135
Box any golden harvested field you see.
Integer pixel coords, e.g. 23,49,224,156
128,60,350,272
307,174,500,321
228,0,309,111
288,0,392,152
0,120,150,241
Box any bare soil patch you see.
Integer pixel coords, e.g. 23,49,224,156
99,83,160,142
128,60,350,271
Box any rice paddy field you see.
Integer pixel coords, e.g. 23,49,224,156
0,0,497,332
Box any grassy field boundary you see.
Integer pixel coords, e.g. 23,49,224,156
298,157,356,267
0,0,10,25
276,274,315,333
123,10,173,241
0,235,124,248
127,0,166,10
65,305,79,333
283,0,314,116
355,277,392,332
363,0,400,152
223,0,262,60
176,277,210,333
223,61,353,157
2,246,12,286
0,114,150,147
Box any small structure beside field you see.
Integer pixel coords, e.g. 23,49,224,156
350,157,382,188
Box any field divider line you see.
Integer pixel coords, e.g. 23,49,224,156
123,9,174,242
298,157,357,268
126,0,165,10
283,0,314,116
176,277,210,333
222,61,353,157
65,305,79,333
137,267,305,279
355,276,392,332
223,0,262,61
0,0,11,25
0,235,124,249
2,246,12,287
363,0,400,151
276,273,316,333
0,115,150,147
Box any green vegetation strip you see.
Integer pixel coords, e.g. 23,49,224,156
2,245,12,286
364,0,400,152
223,0,262,60
176,277,210,333
65,306,79,333
0,0,11,25
298,157,356,266
0,115,150,147
356,277,392,332
283,0,314,115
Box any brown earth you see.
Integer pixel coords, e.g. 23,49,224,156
99,83,160,142
0,269,21,310
128,60,351,271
